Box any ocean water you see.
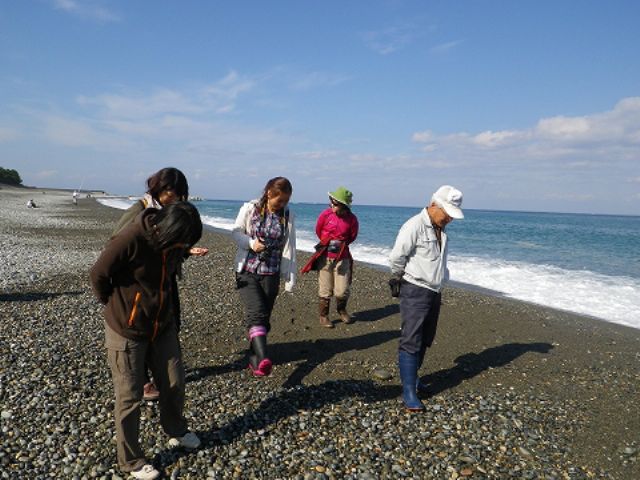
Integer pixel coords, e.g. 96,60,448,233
98,197,640,330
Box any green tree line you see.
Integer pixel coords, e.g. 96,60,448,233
0,167,23,185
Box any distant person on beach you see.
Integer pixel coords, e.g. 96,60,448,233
232,177,296,377
90,202,203,480
26,199,37,208
72,190,78,205
389,185,464,412
301,187,359,328
112,167,208,401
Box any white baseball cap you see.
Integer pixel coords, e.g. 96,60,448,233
431,185,464,219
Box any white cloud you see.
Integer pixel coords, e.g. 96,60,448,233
44,116,99,147
77,71,255,120
29,75,295,163
43,114,136,150
201,71,255,107
51,0,120,22
405,98,640,213
536,116,591,139
472,130,524,147
412,130,435,143
430,40,463,55
412,97,640,164
361,23,424,55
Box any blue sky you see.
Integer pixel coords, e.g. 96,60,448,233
1,1,639,215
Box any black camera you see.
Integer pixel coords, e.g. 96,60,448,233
327,240,342,254
257,247,272,262
257,237,274,262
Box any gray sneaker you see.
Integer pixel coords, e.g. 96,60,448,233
168,431,201,449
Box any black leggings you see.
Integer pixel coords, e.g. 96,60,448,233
236,272,280,332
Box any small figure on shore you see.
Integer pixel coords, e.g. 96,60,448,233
90,202,204,480
301,187,359,328
112,167,208,401
232,177,296,377
72,190,78,205
26,199,37,208
389,185,464,412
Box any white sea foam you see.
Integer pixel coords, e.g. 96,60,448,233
97,197,135,210
197,218,640,329
100,201,640,330
199,215,236,232
450,256,640,329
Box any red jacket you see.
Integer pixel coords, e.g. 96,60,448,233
301,208,359,274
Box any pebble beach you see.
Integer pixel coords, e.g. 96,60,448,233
1,185,638,479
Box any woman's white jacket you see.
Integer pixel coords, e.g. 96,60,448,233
231,200,297,292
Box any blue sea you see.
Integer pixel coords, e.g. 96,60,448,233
99,198,640,330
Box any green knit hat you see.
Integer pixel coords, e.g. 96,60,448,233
328,186,353,207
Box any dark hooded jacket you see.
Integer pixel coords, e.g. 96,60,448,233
90,209,186,341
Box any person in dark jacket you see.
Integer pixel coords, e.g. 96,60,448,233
90,202,203,480
112,167,208,401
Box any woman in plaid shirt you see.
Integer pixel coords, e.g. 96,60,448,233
231,177,297,377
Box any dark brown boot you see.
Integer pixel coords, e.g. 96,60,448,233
336,297,353,324
319,297,333,328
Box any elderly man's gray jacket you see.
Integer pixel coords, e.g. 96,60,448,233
388,209,450,293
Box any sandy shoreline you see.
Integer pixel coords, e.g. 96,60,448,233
1,185,638,479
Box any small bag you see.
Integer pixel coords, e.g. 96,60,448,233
388,276,402,298
327,240,343,254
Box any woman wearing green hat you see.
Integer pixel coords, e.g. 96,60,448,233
305,186,359,327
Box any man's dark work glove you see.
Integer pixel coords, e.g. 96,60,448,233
388,275,402,298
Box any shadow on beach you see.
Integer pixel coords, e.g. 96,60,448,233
273,329,399,388
186,329,400,388
0,290,84,302
421,341,554,397
169,341,553,468
159,379,400,468
353,303,399,322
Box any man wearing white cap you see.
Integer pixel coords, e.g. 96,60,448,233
388,185,464,412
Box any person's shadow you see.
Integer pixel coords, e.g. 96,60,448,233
353,303,399,323
0,291,84,302
165,342,553,468
185,329,400,388
158,378,400,467
419,342,554,397
272,329,399,388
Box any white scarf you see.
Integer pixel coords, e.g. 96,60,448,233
142,193,163,210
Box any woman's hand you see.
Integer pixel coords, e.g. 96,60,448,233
251,239,266,253
189,247,209,256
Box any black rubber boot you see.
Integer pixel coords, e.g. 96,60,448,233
251,335,268,362
249,335,272,377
